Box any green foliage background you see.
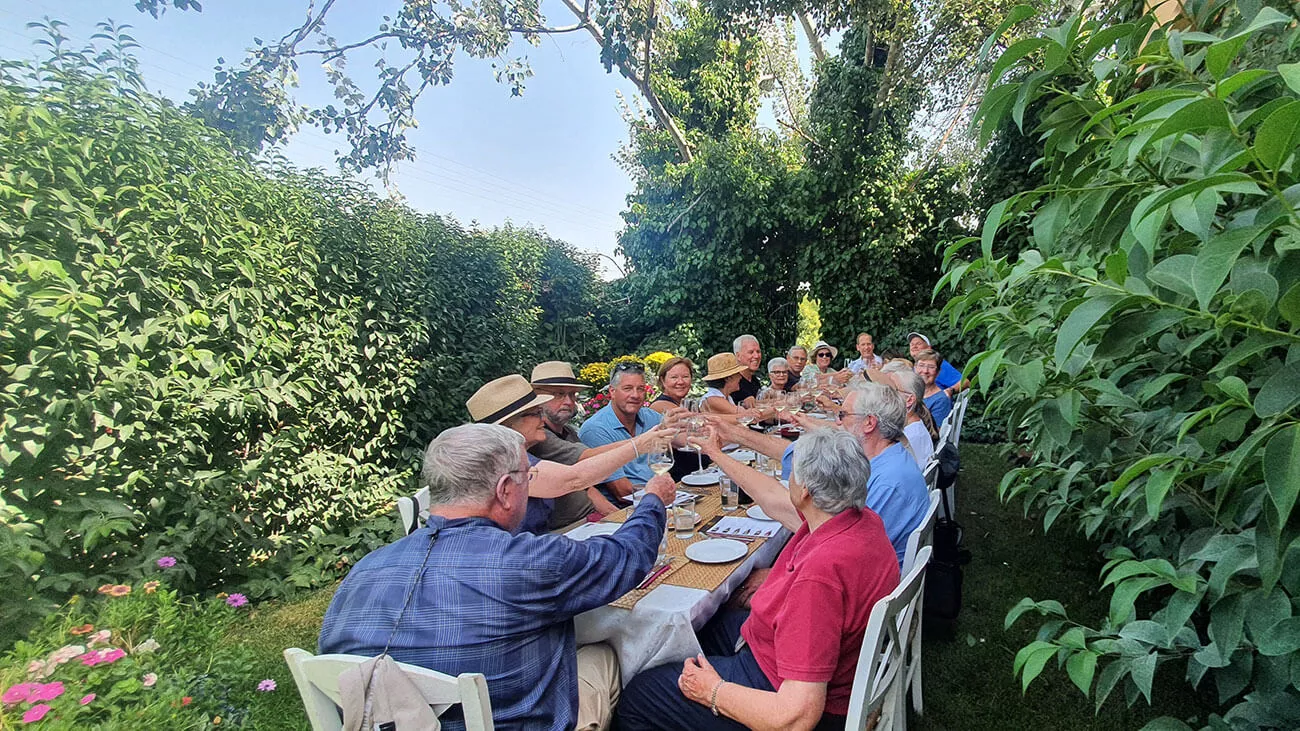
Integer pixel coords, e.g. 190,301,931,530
945,2,1300,726
0,32,609,644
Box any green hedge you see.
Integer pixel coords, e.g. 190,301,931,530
0,43,606,644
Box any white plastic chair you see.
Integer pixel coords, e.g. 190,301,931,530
397,486,430,536
949,392,971,447
901,493,941,718
921,460,939,493
845,546,932,731
284,648,494,731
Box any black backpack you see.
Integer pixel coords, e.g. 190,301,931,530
924,442,967,632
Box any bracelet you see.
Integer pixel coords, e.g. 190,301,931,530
632,439,640,458
710,679,726,716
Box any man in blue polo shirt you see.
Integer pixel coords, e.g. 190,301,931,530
579,363,663,488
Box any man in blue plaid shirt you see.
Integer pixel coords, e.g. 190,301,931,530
319,423,674,730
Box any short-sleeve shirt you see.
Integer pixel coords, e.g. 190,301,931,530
904,420,934,468
530,422,585,465
734,372,761,405
847,355,883,373
520,454,552,534
741,509,900,716
925,391,953,426
702,386,735,407
936,360,963,390
577,404,663,484
781,441,929,565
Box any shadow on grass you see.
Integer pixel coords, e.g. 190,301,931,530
914,443,1212,731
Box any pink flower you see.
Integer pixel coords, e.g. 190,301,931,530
142,673,157,688
107,584,131,597
156,556,176,568
79,693,95,705
47,645,84,665
99,649,126,665
22,704,51,723
87,630,111,648
78,652,102,667
25,660,45,677
225,593,248,608
28,682,64,703
3,683,38,705
257,679,276,692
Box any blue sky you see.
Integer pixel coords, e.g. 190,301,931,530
0,0,668,276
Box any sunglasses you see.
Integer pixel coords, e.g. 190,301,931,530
613,363,645,373
816,352,832,358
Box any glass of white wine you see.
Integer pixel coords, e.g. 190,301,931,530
648,445,674,478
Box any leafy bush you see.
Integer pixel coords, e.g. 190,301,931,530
944,3,1300,726
0,30,607,644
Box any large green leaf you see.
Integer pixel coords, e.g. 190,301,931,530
1145,255,1196,299
1191,225,1264,310
1205,6,1293,79
1054,294,1127,365
1255,363,1300,418
1263,425,1300,526
1253,101,1300,172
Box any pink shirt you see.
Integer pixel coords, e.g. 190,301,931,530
741,508,899,715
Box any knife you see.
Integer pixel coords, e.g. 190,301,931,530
636,560,674,590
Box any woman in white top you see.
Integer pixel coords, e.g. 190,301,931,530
700,352,750,415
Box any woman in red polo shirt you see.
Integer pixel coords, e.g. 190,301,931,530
616,428,901,731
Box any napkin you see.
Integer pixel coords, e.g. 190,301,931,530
708,516,781,539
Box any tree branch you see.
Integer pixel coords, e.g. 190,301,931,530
778,118,824,150
796,12,825,63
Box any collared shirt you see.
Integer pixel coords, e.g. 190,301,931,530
577,404,663,484
846,355,883,373
780,441,929,565
742,509,899,715
530,422,585,465
318,498,666,731
520,454,552,534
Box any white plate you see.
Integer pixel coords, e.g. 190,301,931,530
685,539,749,564
747,505,778,522
681,471,721,486
728,450,757,463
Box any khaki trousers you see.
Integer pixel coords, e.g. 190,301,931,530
575,643,620,731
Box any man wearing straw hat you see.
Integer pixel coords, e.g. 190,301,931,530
529,361,656,524
467,374,670,534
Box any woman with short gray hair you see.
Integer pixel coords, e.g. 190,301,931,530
618,427,899,731
892,370,937,466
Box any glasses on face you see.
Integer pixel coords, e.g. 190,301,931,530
518,407,544,419
816,352,832,359
771,370,789,376
509,466,539,484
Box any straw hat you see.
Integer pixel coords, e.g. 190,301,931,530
811,340,839,359
703,352,748,382
530,361,588,390
466,375,554,425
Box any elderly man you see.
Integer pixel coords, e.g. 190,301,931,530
320,423,677,731
468,374,665,533
529,361,633,523
846,332,883,373
707,381,928,564
732,334,763,406
907,331,966,398
784,346,809,391
579,363,666,487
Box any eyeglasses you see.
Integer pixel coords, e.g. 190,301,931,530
771,370,789,376
517,407,544,419
508,466,539,484
816,352,832,359
613,363,645,373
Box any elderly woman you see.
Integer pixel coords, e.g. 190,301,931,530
700,352,752,416
914,349,953,426
617,428,900,730
758,357,791,398
651,356,695,415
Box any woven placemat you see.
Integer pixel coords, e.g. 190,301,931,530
602,490,765,607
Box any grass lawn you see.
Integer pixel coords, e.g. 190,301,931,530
915,442,1212,730
230,442,1214,729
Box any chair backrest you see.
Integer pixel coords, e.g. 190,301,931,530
844,546,932,731
922,460,939,492
936,418,953,450
902,492,942,576
284,648,494,731
397,486,431,536
950,391,971,447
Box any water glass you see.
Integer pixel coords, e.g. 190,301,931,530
720,476,738,511
673,496,696,540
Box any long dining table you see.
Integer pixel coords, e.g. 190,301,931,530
566,475,793,685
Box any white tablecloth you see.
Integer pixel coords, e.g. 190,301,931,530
570,525,792,685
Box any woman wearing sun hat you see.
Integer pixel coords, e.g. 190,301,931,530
701,353,761,419
466,374,671,533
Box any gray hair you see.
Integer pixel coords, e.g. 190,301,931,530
893,370,926,416
732,334,759,354
609,365,647,388
881,360,909,375
845,381,907,442
421,424,525,507
793,429,870,514
787,345,808,358
767,357,789,373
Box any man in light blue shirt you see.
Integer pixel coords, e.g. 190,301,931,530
579,363,663,485
781,381,929,564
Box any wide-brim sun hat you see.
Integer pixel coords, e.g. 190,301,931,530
811,340,839,359
529,361,589,390
467,374,554,425
906,332,932,347
703,352,748,382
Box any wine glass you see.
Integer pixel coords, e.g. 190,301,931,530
736,409,755,429
685,415,707,474
647,444,674,478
